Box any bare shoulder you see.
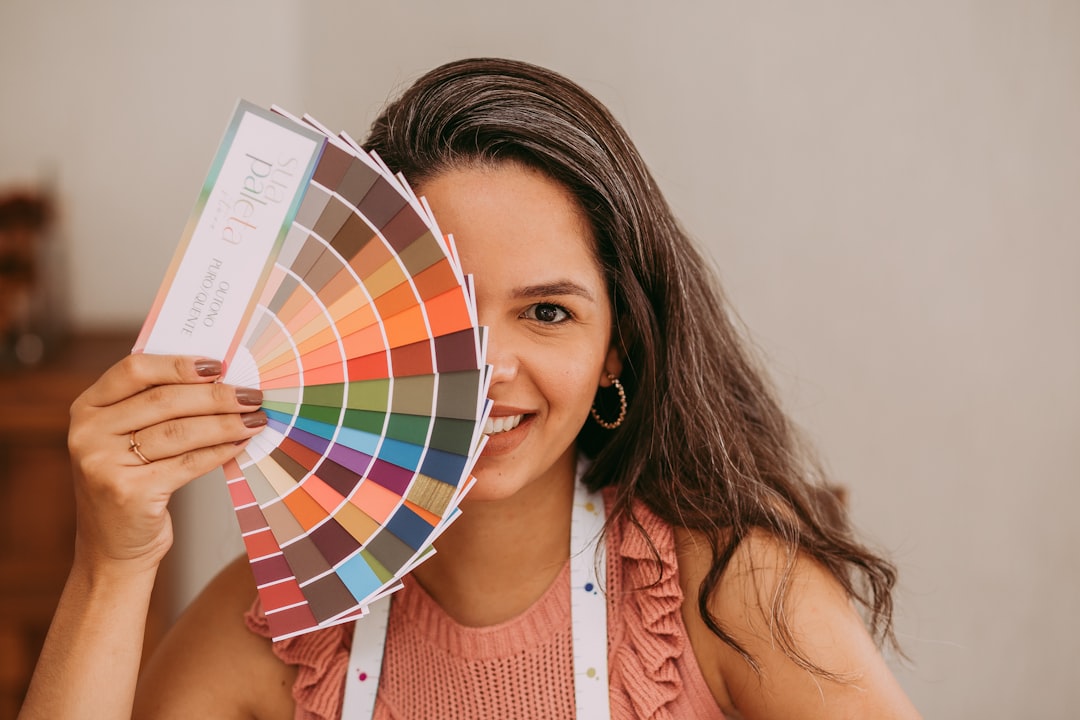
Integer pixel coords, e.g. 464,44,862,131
133,554,295,720
673,527,921,720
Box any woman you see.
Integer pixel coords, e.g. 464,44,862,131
20,58,920,719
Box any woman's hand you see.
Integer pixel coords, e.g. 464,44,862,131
67,353,266,574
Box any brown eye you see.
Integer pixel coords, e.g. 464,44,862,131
523,303,571,323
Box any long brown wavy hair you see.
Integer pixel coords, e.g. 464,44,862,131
363,57,898,675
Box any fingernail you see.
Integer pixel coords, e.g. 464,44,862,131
242,411,267,428
195,359,223,377
235,387,263,406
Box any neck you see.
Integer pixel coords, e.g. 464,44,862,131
410,450,577,627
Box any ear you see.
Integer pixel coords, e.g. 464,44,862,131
599,345,624,387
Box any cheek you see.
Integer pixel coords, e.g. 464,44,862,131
519,322,612,417
544,355,603,412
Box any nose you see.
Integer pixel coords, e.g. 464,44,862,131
479,314,518,387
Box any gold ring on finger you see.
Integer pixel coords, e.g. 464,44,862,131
129,430,152,465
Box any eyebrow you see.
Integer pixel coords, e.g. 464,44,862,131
511,281,597,302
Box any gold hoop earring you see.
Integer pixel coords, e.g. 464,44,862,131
590,374,627,430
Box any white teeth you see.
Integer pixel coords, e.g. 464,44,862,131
483,414,524,435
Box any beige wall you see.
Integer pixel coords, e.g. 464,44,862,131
2,1,1077,716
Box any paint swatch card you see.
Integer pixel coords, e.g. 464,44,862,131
136,100,490,640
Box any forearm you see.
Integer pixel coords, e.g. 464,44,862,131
18,555,158,720
19,353,263,719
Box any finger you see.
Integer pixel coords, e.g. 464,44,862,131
77,354,224,409
70,383,262,462
107,382,263,437
127,410,267,465
129,439,257,498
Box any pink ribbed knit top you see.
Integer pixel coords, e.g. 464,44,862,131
245,494,725,720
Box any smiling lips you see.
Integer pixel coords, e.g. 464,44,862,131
479,412,532,455
483,414,524,435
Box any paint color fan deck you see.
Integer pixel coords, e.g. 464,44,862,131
134,100,490,640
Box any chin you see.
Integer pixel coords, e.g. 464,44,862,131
459,465,531,504
460,445,577,506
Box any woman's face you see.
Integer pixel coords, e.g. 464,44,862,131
418,162,621,502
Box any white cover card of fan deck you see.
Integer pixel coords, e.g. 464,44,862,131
134,100,324,361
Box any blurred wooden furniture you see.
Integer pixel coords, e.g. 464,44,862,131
0,190,54,367
0,331,171,720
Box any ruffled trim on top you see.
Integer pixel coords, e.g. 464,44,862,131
609,491,693,720
245,599,351,720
